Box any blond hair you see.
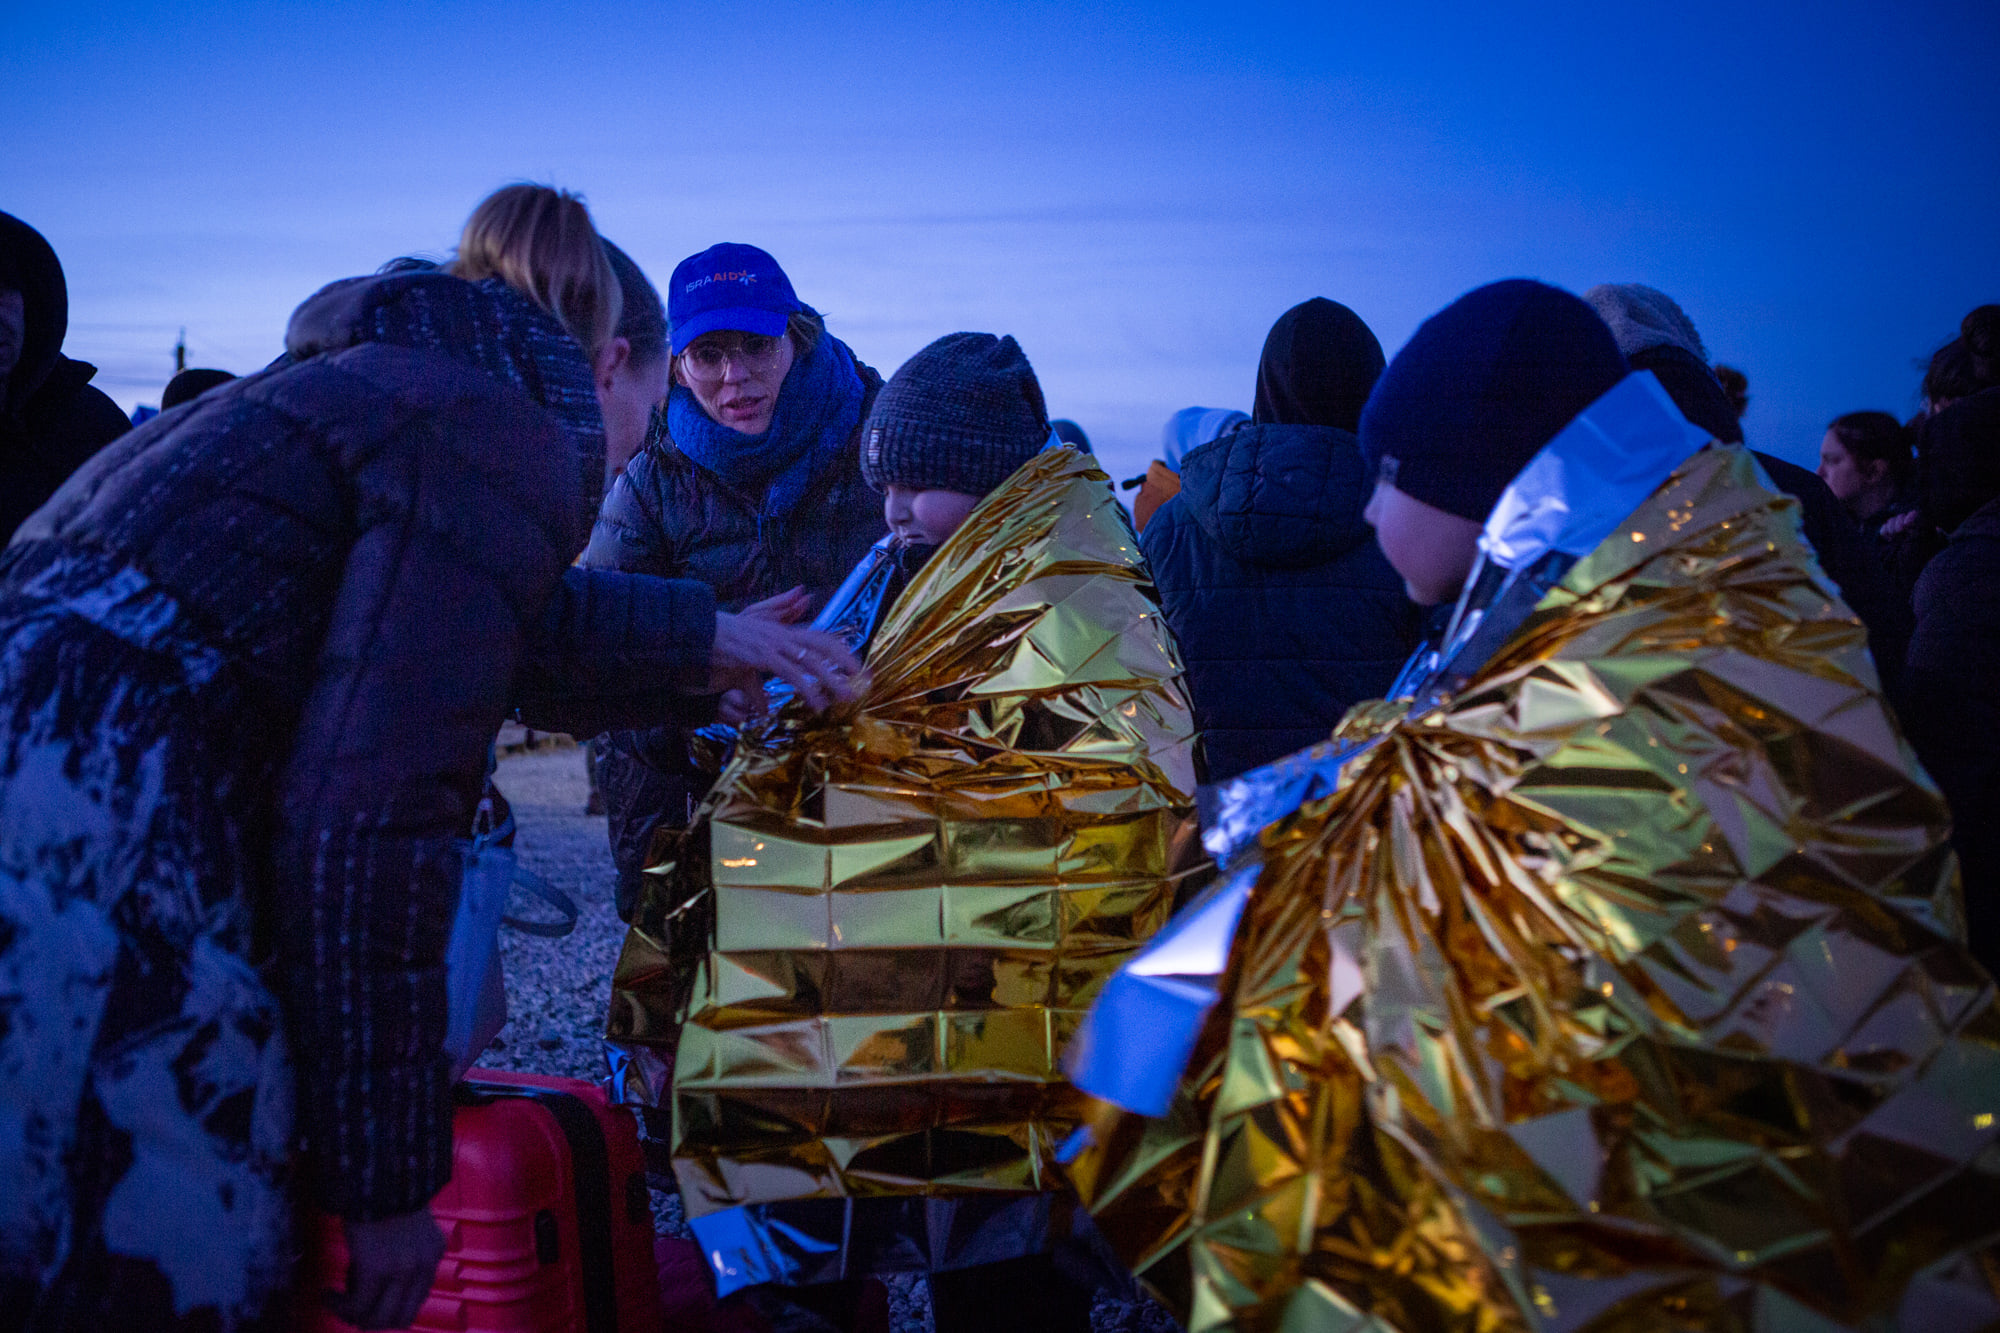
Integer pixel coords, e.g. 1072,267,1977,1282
447,184,622,362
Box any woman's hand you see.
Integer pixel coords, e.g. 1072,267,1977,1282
741,584,813,625
327,1208,447,1330
1880,509,1919,537
709,613,866,713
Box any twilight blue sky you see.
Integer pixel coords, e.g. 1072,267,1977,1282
5,1,1996,481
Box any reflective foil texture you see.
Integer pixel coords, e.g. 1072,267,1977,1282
606,446,1200,1292
1197,374,1709,873
688,536,928,772
1064,443,1999,1332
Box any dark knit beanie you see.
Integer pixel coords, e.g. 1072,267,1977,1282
1359,279,1628,522
862,332,1050,494
161,367,235,410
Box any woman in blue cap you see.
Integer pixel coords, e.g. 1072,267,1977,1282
582,243,885,918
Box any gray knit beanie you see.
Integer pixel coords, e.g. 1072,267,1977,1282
861,332,1050,494
1582,283,1708,362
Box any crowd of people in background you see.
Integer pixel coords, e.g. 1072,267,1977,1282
1,184,1996,1332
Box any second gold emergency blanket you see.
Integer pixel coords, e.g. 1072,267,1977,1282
1065,444,2000,1331
606,446,1198,1283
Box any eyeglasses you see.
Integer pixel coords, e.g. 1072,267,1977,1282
678,334,786,382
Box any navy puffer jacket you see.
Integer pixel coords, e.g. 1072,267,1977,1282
1142,422,1421,781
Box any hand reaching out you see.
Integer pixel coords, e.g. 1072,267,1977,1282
741,585,814,625
710,589,867,714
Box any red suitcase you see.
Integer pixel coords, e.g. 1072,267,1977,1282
305,1069,663,1333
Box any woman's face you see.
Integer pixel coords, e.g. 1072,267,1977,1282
595,337,670,483
675,329,796,436
884,484,981,546
1816,429,1873,505
1363,477,1483,606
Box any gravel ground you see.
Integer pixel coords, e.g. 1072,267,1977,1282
481,741,1180,1333
479,741,627,1083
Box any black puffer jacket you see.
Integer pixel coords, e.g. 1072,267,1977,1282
581,361,888,911
1142,422,1422,781
1902,391,2000,970
583,364,886,603
12,271,715,1218
1904,497,2000,970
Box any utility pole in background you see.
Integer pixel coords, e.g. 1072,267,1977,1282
174,328,186,375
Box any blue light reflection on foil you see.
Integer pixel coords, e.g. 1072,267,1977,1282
1063,862,1261,1116
1067,371,1714,1124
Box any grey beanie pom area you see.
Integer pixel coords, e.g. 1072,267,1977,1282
861,332,1051,495
1582,283,1708,363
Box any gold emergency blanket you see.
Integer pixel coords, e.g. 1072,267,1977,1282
606,446,1199,1277
1065,445,2000,1331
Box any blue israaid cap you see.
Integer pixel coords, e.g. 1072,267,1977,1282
666,242,800,354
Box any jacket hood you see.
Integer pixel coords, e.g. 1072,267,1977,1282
1,211,69,421
1252,298,1384,430
286,270,607,531
1177,420,1376,568
1161,406,1248,470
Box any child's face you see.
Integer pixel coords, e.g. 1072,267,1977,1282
884,484,982,546
1363,478,1483,606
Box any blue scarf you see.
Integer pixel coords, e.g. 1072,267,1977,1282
667,324,867,520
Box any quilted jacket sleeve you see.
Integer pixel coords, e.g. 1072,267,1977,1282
510,565,718,736
270,349,577,1220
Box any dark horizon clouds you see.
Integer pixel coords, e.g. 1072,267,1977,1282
5,0,1996,480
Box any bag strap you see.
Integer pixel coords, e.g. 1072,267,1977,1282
468,776,576,938
502,863,580,938
473,776,516,845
